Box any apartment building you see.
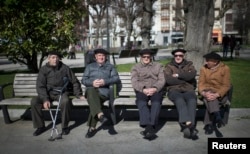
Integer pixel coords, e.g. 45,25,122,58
86,0,241,48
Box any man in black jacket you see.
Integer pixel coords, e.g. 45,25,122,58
31,51,85,136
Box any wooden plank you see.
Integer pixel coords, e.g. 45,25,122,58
129,49,140,57
118,50,131,58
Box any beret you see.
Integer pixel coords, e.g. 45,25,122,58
139,49,154,55
171,49,187,55
48,51,62,58
94,48,109,55
203,52,222,61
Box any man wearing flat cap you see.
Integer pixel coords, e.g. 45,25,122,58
31,51,85,137
82,48,121,138
131,49,165,140
164,48,198,140
198,52,231,137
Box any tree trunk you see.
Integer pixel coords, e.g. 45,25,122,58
141,0,154,48
183,0,214,72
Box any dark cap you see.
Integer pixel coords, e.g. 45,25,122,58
171,49,187,55
203,52,222,61
139,49,154,55
48,51,62,58
94,48,109,55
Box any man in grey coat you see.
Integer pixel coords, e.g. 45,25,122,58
82,48,121,138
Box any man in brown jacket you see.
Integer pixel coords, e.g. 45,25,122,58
198,52,231,138
164,49,198,140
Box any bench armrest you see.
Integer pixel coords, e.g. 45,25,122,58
109,84,115,105
0,82,13,101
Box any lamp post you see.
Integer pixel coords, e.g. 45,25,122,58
106,0,110,53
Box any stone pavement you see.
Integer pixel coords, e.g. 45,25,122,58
0,109,250,154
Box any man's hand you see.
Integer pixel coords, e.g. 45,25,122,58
43,101,51,109
93,79,105,87
202,91,220,101
143,88,157,96
79,96,85,100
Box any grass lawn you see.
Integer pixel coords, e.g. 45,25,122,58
1,58,250,108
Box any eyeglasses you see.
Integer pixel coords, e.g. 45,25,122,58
174,54,184,58
142,56,151,59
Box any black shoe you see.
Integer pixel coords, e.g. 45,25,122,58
33,126,46,136
190,128,199,140
183,127,191,139
85,128,97,138
143,125,157,140
99,115,108,125
62,127,70,135
204,124,214,135
140,130,147,137
216,119,225,128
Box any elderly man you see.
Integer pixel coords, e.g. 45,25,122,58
131,49,165,140
31,51,85,136
164,49,198,140
198,52,231,137
82,48,121,138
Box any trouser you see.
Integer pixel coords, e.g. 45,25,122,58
203,96,228,125
223,45,229,57
30,93,71,129
85,87,108,127
168,90,197,125
135,90,163,127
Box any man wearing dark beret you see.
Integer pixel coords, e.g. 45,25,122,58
31,51,85,136
82,48,121,138
131,49,166,140
164,48,198,140
198,52,231,137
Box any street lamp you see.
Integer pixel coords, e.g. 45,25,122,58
106,0,110,53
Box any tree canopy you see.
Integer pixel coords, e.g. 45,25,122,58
0,0,86,72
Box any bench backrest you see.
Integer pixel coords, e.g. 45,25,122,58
117,72,199,97
13,73,85,97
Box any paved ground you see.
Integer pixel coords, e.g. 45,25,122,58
0,109,250,154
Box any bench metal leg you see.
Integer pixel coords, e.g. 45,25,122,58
109,104,117,125
1,105,12,124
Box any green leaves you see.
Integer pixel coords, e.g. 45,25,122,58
0,0,86,72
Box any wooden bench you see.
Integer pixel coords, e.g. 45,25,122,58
0,72,232,125
0,73,116,124
111,48,158,65
111,72,232,125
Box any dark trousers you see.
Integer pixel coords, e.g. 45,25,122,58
203,96,228,125
30,93,71,129
168,90,197,125
85,87,108,127
135,90,163,127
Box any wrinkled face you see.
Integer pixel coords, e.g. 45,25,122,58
173,51,184,64
141,53,152,64
205,59,219,69
48,54,60,67
95,53,106,64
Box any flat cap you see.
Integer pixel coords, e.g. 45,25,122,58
171,49,187,55
203,52,222,61
94,48,109,55
139,49,154,55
